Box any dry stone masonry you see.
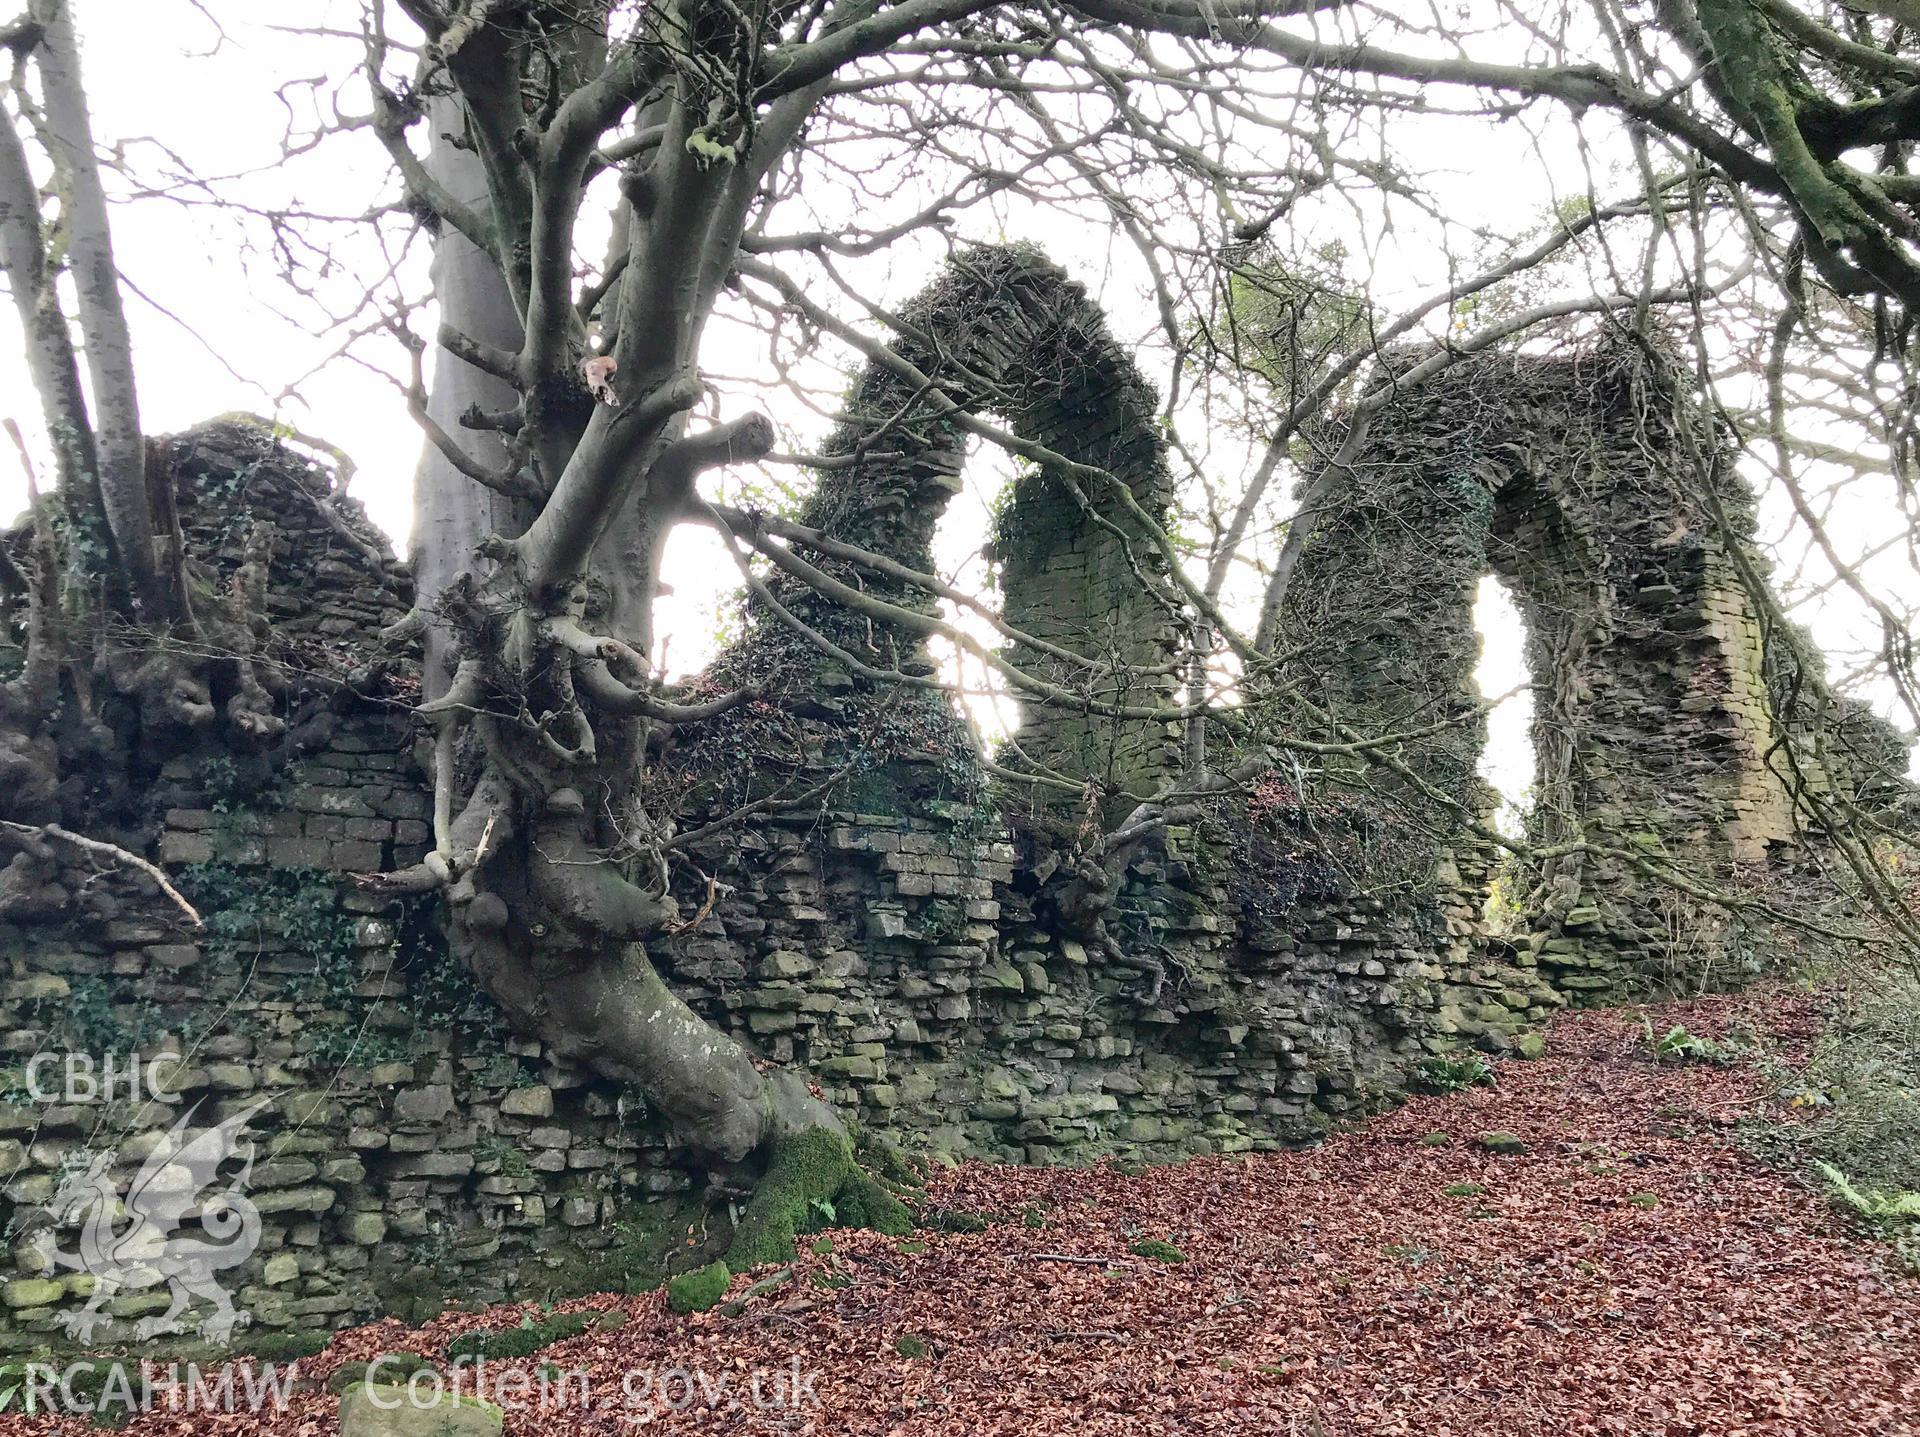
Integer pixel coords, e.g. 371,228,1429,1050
1273,339,1908,998
746,244,1187,807
0,267,1902,1355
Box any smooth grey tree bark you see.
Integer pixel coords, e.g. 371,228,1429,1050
29,0,170,622
409,96,533,701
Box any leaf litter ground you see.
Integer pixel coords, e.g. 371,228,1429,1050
5,992,1916,1435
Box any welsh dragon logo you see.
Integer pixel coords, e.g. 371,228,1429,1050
40,1099,267,1345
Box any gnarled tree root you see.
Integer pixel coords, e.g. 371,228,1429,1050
667,1126,913,1314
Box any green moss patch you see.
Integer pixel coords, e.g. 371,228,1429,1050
446,1310,593,1362
725,1127,913,1272
1129,1239,1186,1264
239,1329,331,1364
667,1261,732,1314
833,1167,915,1237
372,1261,449,1325
726,1129,852,1271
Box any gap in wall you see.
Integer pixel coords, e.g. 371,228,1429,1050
1473,573,1536,834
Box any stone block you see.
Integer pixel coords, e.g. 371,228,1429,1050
159,831,214,866
266,837,331,869
251,1185,336,1215
2,1278,62,1309
498,1086,553,1119
978,960,1024,993
757,950,812,979
393,1085,455,1123
382,1152,473,1179
253,1157,320,1189
182,1063,252,1093
333,840,384,871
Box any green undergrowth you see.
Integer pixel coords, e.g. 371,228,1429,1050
1410,1052,1496,1094
1647,1018,1754,1065
1743,969,1920,1271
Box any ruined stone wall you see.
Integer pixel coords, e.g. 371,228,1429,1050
1272,341,1891,998
0,698,1540,1355
0,405,1545,1353
766,244,1185,806
0,312,1889,1356
0,696,1542,1355
0,426,709,1353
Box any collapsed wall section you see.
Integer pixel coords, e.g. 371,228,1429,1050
751,244,1186,806
1270,341,1891,997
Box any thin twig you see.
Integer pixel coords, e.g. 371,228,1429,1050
1,821,202,928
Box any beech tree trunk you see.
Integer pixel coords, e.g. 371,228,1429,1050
410,97,534,701
387,51,903,1274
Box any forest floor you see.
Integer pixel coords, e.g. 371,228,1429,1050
5,991,1918,1436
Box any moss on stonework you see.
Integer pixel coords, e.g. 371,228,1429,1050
447,1310,593,1360
667,1260,731,1314
525,1194,713,1301
855,1133,929,1199
238,1329,331,1363
371,1260,448,1325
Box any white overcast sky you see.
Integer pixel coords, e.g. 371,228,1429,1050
2,1,1906,815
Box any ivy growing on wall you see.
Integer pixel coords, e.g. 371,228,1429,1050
176,858,511,1071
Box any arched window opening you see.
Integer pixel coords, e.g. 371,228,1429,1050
1472,573,1536,835
926,436,1020,750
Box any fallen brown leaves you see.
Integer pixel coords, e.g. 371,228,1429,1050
6,992,1916,1436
